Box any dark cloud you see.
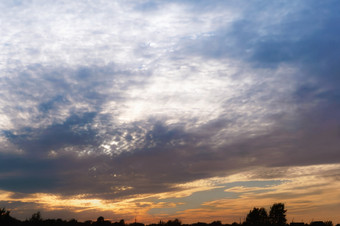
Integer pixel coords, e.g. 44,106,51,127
0,153,59,193
3,97,340,202
3,112,97,155
1,99,340,198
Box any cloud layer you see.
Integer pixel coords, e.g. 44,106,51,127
1,0,340,223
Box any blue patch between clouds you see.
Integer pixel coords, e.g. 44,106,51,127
147,180,283,215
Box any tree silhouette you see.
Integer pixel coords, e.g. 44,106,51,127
0,202,336,226
97,216,105,222
0,208,20,225
28,211,43,226
325,221,333,226
269,203,287,226
30,211,42,221
119,219,125,225
245,207,268,226
166,219,182,226
210,221,222,226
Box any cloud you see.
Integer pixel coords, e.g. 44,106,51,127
1,163,340,222
1,0,340,223
176,164,340,223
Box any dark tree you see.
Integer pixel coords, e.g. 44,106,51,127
25,211,43,226
325,221,334,226
97,216,105,222
245,207,269,226
30,211,42,221
119,219,125,225
269,203,287,226
68,218,78,225
210,221,222,226
0,208,20,225
96,216,105,225
166,219,182,226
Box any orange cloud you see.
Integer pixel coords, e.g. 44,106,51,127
1,163,340,224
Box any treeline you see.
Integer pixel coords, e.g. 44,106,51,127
0,203,338,226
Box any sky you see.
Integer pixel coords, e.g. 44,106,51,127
1,0,340,224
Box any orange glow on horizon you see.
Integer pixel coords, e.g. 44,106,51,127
1,163,340,224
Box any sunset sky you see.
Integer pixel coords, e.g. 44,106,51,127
1,0,340,224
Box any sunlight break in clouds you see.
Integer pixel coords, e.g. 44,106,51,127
1,0,340,224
